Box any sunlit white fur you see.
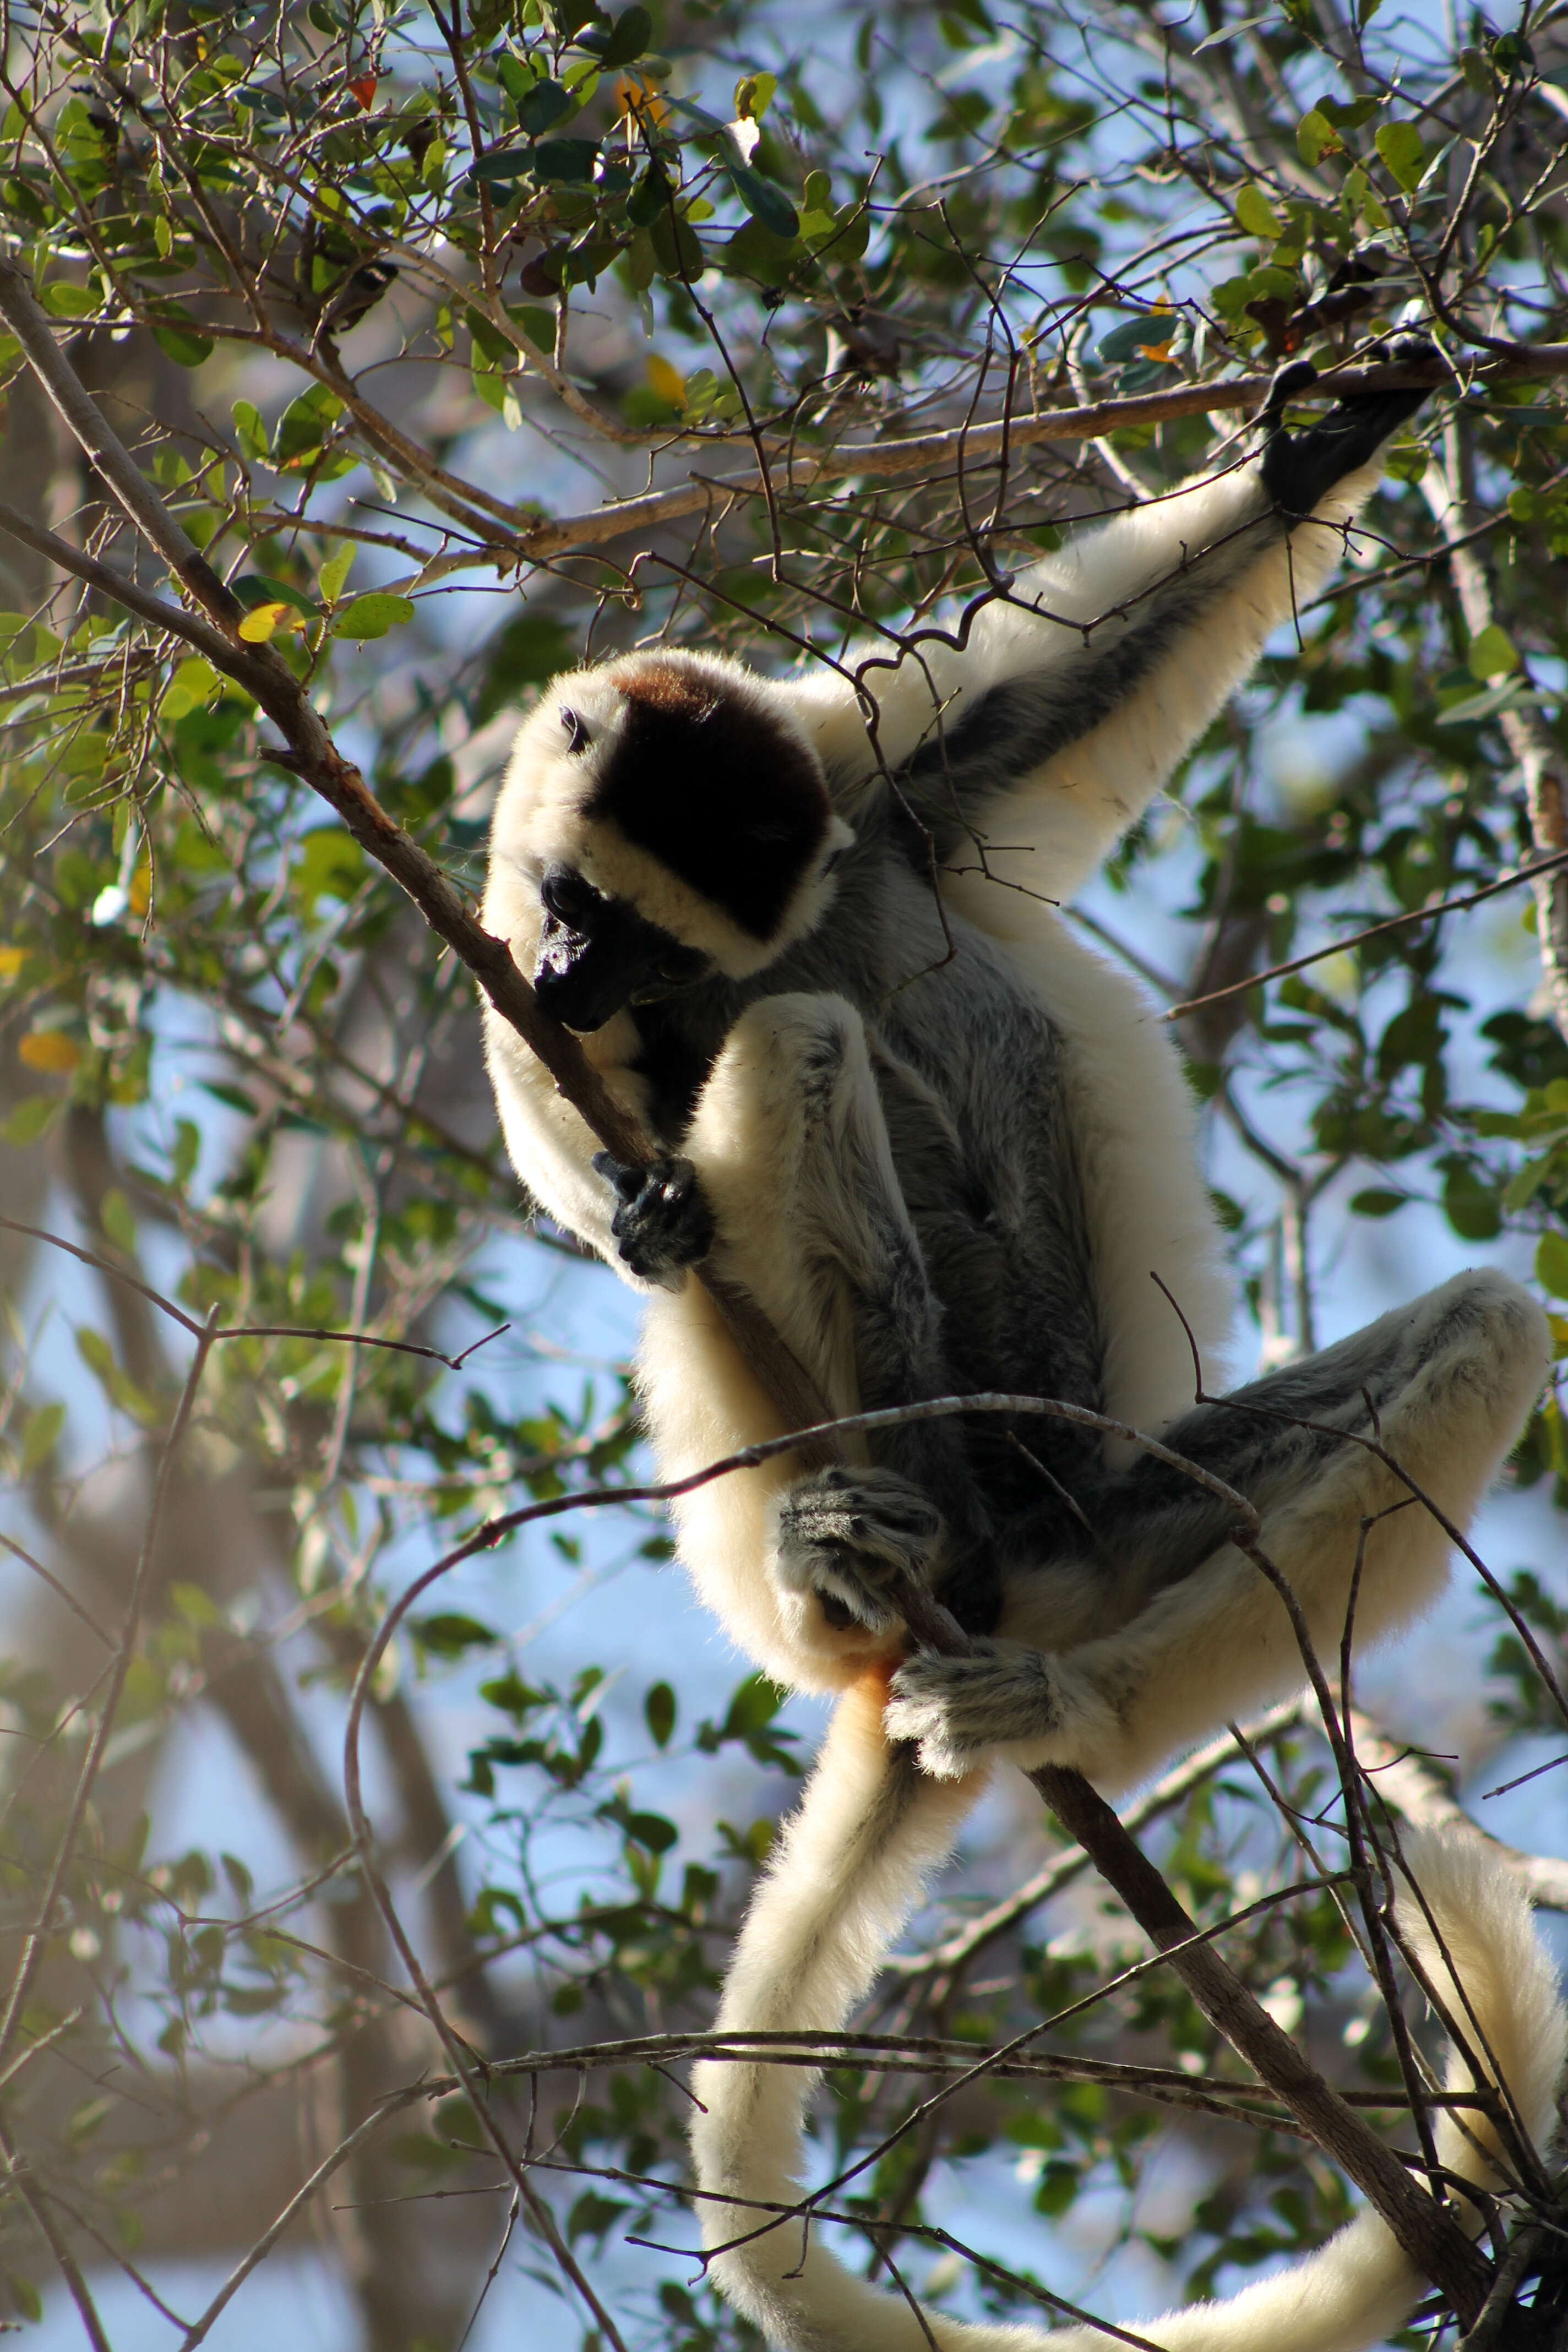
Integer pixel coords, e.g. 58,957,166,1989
491,654,853,983
482,444,1561,2352
693,1707,1567,2352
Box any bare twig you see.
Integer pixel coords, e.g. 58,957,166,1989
0,1309,219,2078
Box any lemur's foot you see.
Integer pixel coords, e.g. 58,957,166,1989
594,1152,714,1285
774,1467,943,1638
885,1640,1064,1779
1260,333,1435,516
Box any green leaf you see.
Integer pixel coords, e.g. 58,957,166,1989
272,385,346,469
722,1674,785,1739
161,657,222,720
728,164,798,239
644,1680,676,1747
1349,1188,1407,1218
292,827,367,903
1296,110,1341,166
231,399,268,460
515,77,571,134
595,5,651,67
201,1081,259,1116
567,2190,630,2244
332,592,415,640
478,1670,546,1717
736,72,777,125
1235,183,1283,238
469,144,530,183
1459,45,1494,94
413,1612,498,1657
1097,313,1173,363
510,303,558,351
1468,624,1519,680
151,321,214,367
101,1188,137,1254
75,1327,116,1384
624,1810,677,1853
1436,681,1552,727
1374,120,1426,192
42,281,102,318
1537,1232,1568,1299
318,543,356,603
1441,1160,1501,1242
2,1093,63,1146
20,1401,65,1474
532,137,600,183
650,206,704,278
232,573,318,619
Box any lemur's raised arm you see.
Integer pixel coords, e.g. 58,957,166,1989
791,355,1431,900
481,350,1562,2352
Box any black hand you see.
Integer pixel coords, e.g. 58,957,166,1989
592,1151,715,1281
1259,333,1435,518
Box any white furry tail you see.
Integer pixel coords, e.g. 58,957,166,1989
692,1687,1566,2352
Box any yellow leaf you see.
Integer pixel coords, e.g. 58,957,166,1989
238,603,285,643
616,74,668,123
128,859,152,916
19,1030,81,1074
646,354,687,407
0,945,25,979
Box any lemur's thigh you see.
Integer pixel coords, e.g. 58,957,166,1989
639,995,973,1690
888,1271,1548,1788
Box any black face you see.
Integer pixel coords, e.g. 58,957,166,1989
532,863,709,1033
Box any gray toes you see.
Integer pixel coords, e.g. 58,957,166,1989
885,1642,1059,1772
775,1468,944,1635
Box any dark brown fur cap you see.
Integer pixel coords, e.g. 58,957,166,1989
587,655,830,943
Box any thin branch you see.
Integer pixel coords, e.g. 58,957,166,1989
0,1314,217,2079
0,2128,112,2352
1164,846,1568,1020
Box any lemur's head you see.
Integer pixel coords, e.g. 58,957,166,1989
489,648,853,1032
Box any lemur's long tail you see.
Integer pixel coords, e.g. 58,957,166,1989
692,1675,1566,2352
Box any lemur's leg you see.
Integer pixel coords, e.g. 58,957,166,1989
627,992,992,1679
886,1270,1548,1790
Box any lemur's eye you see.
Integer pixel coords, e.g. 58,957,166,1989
652,945,708,986
560,706,590,754
541,868,600,927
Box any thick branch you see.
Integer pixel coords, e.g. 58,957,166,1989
431,345,1568,567
0,253,242,625
892,1578,1494,2323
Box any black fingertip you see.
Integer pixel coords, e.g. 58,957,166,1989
594,1152,648,1202
1261,359,1319,424
1386,329,1437,369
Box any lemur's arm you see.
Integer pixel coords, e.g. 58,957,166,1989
790,360,1428,902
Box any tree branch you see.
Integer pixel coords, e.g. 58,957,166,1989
373,343,1568,571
